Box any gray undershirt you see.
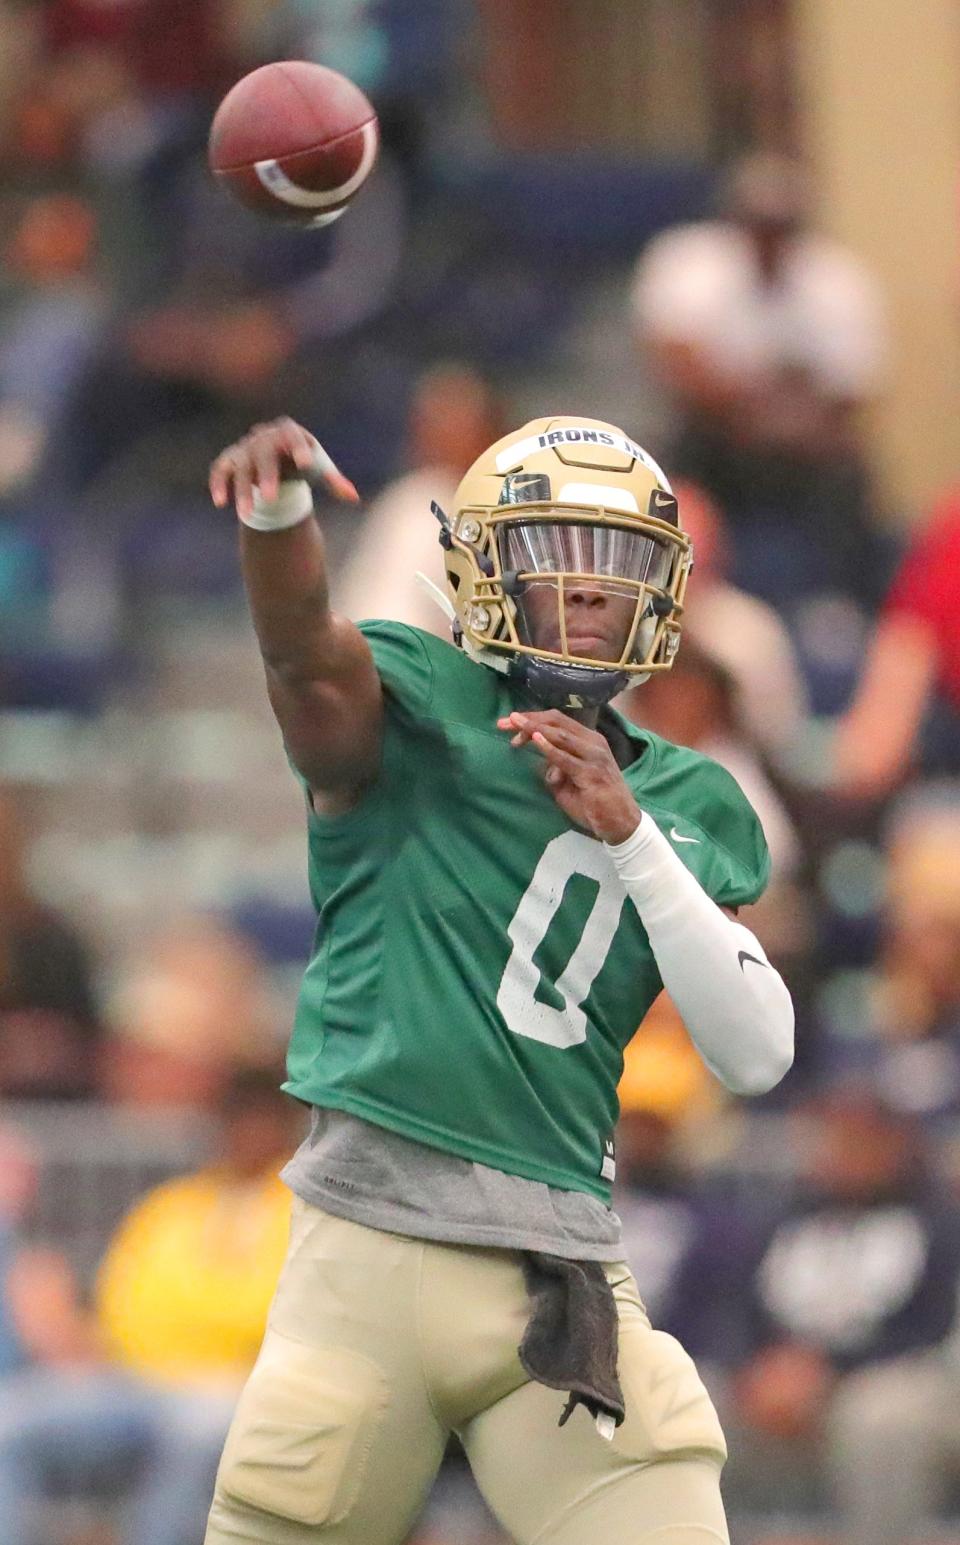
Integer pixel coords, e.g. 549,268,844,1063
282,1107,624,1262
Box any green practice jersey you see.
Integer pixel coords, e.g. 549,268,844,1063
284,622,770,1201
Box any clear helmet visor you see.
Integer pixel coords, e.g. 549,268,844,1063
497,519,673,664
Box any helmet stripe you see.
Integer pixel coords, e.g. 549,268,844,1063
555,482,640,513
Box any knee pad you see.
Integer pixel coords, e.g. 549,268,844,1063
216,1332,388,1528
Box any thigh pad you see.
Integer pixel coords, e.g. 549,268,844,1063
217,1331,389,1529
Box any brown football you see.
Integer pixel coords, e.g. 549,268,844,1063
208,61,379,227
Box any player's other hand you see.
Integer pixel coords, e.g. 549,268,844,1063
209,417,359,521
498,710,641,845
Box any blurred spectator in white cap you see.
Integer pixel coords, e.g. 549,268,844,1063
634,152,886,468
674,477,809,764
834,489,960,799
632,152,888,598
336,362,502,634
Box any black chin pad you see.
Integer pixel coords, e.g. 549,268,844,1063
509,657,629,710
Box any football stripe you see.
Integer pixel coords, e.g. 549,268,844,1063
305,208,348,228
253,120,378,209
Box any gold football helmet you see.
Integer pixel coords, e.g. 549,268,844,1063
435,415,692,708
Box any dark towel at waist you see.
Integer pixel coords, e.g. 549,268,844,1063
519,1252,624,1435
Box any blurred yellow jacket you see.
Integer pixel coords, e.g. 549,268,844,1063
96,1167,290,1388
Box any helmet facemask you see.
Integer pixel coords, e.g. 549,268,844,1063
498,517,676,668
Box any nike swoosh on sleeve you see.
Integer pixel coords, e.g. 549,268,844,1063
737,950,769,972
669,827,700,845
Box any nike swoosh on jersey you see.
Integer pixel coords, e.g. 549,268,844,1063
669,827,700,844
737,950,769,972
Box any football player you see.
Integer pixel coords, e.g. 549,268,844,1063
203,414,794,1545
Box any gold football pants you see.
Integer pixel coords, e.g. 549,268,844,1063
205,1199,729,1545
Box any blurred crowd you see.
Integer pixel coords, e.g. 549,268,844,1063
1,2,960,1544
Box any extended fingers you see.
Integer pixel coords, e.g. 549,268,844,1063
497,714,535,747
497,710,568,736
499,709,597,738
497,711,591,753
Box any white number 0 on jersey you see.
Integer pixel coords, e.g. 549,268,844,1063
496,831,626,1048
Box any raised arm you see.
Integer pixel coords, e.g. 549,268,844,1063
209,418,383,809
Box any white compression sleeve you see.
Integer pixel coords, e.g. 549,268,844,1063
606,814,794,1095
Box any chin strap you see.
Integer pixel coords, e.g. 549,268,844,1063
414,571,457,623
461,633,512,674
414,575,516,677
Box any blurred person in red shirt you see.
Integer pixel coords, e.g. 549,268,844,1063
835,490,960,798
